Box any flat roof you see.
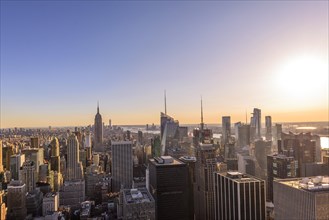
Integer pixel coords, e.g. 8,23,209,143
275,176,329,193
123,188,154,205
149,156,184,166
217,171,264,183
111,141,133,145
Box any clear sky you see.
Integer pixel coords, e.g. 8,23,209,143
1,1,328,128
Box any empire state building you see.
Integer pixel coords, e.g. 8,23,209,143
94,103,103,150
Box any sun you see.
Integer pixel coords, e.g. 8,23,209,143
275,55,328,103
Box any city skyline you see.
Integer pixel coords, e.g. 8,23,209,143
1,1,328,128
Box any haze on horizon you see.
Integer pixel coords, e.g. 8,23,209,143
1,1,328,128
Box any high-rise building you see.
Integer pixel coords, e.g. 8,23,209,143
280,132,319,176
0,190,6,220
301,162,329,177
265,116,272,141
19,160,36,193
267,154,298,202
30,137,39,148
42,192,59,216
7,180,27,220
10,154,25,180
237,124,250,147
214,171,266,220
66,134,83,181
179,156,196,220
26,188,43,217
194,143,218,220
148,156,189,220
151,136,161,158
22,148,44,173
222,116,231,144
84,132,92,148
111,141,133,192
59,179,85,206
94,103,103,150
274,176,329,220
252,108,261,139
160,112,179,154
50,137,60,172
273,124,282,149
254,140,272,175
50,137,59,156
192,98,213,146
0,141,3,173
118,188,155,220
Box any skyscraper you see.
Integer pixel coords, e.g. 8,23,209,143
10,154,25,180
274,176,329,220
194,143,218,220
222,116,231,144
30,137,39,148
148,156,189,220
7,180,27,220
280,132,318,175
267,154,298,202
50,137,60,172
237,124,251,147
214,171,266,220
19,160,36,193
179,156,196,220
252,108,261,139
94,103,103,150
66,134,83,181
160,112,179,154
265,116,272,141
111,141,133,192
0,141,3,173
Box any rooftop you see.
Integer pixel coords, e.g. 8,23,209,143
123,188,154,205
44,192,58,198
111,141,133,145
179,156,196,163
219,171,264,183
150,156,184,166
276,176,329,192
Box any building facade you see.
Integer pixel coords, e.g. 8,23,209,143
94,104,103,150
111,141,133,192
149,156,189,220
214,171,266,220
194,143,218,220
274,176,329,220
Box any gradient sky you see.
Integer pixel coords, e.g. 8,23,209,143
1,1,328,128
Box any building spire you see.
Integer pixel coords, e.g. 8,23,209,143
164,90,167,115
200,96,204,130
97,101,99,114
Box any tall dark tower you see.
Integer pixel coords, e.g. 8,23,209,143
94,102,103,149
149,156,190,220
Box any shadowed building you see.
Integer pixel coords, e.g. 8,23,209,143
94,103,103,151
214,171,266,220
149,156,190,220
194,143,218,220
274,176,329,220
111,141,133,192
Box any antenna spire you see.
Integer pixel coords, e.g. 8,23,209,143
164,90,167,115
97,101,99,114
201,96,204,130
